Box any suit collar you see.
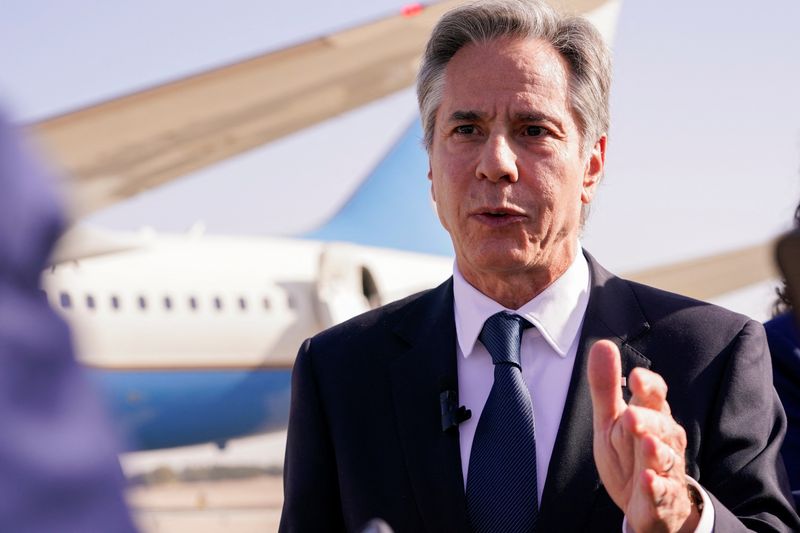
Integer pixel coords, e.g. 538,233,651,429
537,251,652,531
389,278,471,532
581,251,652,346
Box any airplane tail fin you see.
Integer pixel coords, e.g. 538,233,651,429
302,119,453,257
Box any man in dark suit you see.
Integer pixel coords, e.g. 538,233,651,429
280,1,799,531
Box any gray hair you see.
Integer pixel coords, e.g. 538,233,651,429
416,0,612,155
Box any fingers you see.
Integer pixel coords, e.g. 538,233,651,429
639,468,693,526
640,468,689,514
629,367,671,415
588,340,627,429
623,406,688,453
636,429,690,523
626,443,694,533
639,433,681,478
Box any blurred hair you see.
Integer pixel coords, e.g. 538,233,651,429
774,201,800,316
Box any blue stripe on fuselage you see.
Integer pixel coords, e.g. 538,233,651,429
303,118,454,257
86,367,292,450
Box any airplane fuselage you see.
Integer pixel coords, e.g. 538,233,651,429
41,232,452,449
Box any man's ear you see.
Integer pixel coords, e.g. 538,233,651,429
428,164,436,202
582,135,606,204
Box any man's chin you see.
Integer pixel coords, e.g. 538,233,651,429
462,247,545,276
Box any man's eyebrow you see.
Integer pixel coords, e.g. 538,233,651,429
447,110,483,122
515,111,555,122
516,111,566,135
445,110,560,123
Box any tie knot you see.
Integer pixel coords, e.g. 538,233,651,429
479,312,531,367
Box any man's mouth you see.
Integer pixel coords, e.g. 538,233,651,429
472,207,527,225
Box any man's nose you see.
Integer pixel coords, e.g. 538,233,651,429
475,134,519,183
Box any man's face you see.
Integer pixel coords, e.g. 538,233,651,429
429,37,605,288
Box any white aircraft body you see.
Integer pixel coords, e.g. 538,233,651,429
42,226,452,448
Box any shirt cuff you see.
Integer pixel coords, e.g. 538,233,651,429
687,477,714,533
621,476,714,533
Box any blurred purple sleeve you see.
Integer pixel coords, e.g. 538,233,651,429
0,111,137,532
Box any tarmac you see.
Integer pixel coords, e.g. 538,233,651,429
123,432,287,533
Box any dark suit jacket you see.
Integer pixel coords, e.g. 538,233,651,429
280,254,799,532
764,312,800,509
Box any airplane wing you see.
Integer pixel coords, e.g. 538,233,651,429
29,0,614,219
624,241,777,301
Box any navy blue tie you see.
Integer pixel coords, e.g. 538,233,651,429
467,312,538,533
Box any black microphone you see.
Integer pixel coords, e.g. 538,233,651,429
440,379,471,432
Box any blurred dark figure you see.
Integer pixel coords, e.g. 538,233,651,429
0,110,137,532
766,202,800,509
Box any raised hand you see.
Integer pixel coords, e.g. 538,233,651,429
588,340,699,533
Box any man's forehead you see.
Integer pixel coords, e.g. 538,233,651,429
438,37,571,117
445,37,568,81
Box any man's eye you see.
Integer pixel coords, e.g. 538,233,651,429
524,126,546,137
454,125,476,135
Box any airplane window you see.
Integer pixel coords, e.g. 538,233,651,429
138,296,147,310
111,295,120,310
263,298,271,310
287,294,297,309
214,297,223,311
238,297,247,311
60,292,71,309
189,296,198,310
164,296,172,310
86,295,96,310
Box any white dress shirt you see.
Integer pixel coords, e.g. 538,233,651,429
452,247,713,532
453,248,590,500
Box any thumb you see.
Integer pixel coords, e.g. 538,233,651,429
588,339,626,429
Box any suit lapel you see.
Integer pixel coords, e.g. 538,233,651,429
537,252,652,531
389,279,471,533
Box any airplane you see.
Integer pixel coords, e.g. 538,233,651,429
16,0,796,450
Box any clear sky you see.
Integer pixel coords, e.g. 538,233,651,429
2,0,800,316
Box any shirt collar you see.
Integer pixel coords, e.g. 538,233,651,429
452,245,591,358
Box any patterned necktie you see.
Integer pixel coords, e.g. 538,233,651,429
466,312,538,533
